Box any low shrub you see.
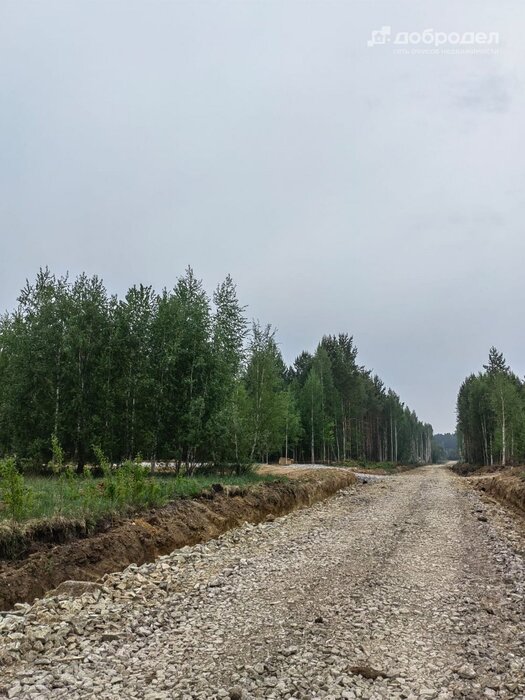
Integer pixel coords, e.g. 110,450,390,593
0,457,35,521
48,434,65,474
0,453,272,524
106,459,161,508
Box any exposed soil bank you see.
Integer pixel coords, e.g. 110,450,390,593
470,468,525,517
450,463,525,517
0,471,356,610
450,462,505,477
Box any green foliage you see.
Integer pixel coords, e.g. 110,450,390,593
55,466,83,514
0,470,276,523
433,433,458,461
92,444,111,472
48,433,65,474
289,335,432,465
457,348,525,466
243,322,290,462
431,440,447,464
483,347,509,375
80,464,98,514
103,459,161,508
0,457,34,521
0,268,431,470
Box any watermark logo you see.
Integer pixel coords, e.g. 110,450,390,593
367,26,392,47
366,26,500,55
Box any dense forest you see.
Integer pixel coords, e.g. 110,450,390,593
0,269,432,469
432,433,458,462
457,348,525,466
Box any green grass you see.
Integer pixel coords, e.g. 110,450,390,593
0,471,278,523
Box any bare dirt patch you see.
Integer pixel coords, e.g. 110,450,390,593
0,470,356,610
471,468,525,517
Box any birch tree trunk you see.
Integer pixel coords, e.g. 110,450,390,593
394,421,398,462
310,390,315,464
501,389,506,467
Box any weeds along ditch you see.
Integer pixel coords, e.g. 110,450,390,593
0,460,274,523
0,469,357,608
0,457,281,559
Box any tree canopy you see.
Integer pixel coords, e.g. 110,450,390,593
0,268,433,468
457,348,524,466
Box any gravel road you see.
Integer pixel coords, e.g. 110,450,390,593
1,466,524,699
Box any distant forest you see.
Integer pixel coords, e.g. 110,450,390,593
457,348,524,466
0,268,432,469
432,433,458,462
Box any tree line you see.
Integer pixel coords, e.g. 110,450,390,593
457,347,524,466
431,433,458,463
0,268,432,470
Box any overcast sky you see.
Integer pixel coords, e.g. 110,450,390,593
1,1,524,433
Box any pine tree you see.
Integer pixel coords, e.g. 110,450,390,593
483,347,509,375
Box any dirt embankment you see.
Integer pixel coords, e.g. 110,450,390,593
450,462,505,477
450,463,525,517
0,470,356,610
470,468,525,517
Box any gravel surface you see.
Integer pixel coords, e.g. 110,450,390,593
1,465,524,699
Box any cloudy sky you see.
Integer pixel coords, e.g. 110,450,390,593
1,1,524,433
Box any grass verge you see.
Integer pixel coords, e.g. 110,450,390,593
0,472,275,523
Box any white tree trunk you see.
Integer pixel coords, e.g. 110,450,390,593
501,390,506,467
310,391,315,464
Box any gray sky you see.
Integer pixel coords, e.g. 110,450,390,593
1,1,524,434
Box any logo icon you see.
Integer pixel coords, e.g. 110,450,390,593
367,26,392,47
